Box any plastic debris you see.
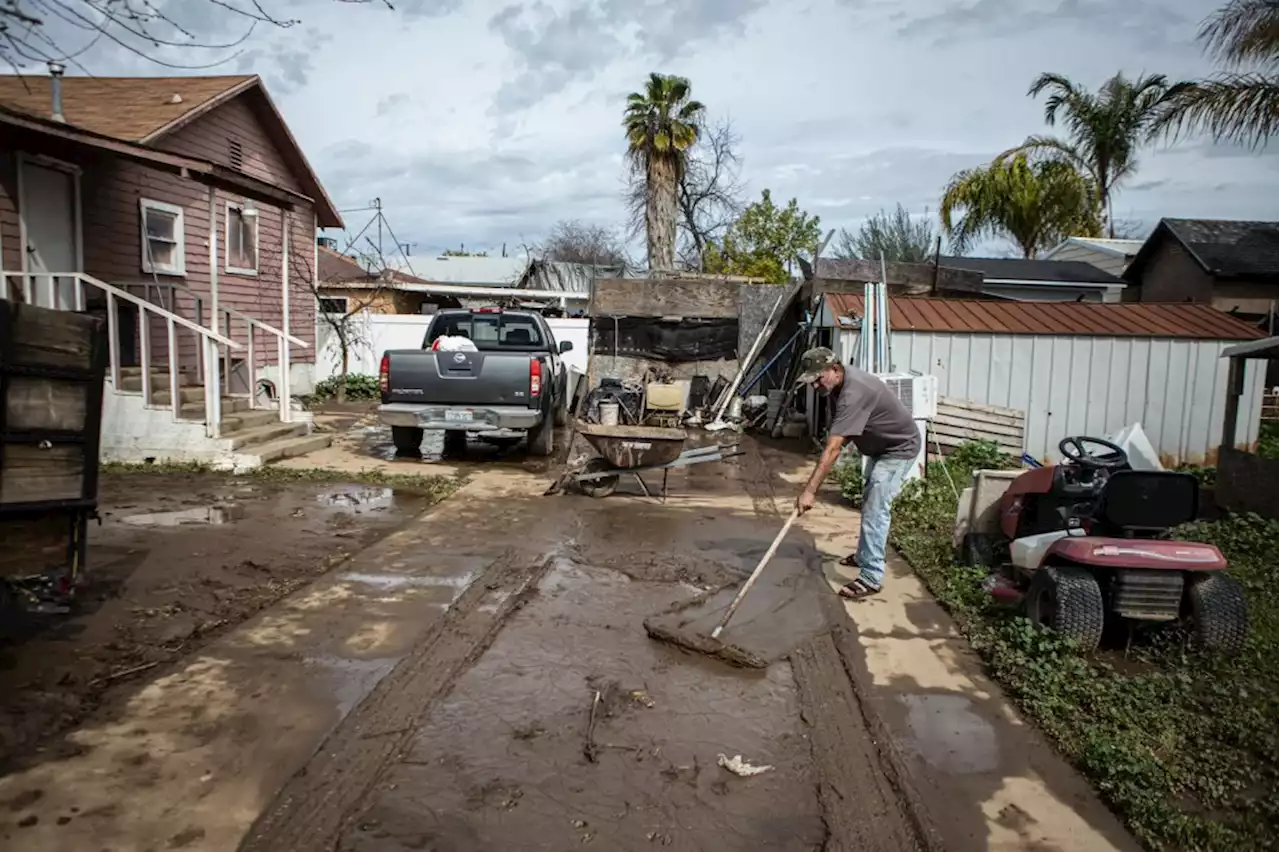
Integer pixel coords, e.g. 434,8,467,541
716,753,774,777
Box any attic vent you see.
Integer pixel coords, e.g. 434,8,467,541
228,138,243,170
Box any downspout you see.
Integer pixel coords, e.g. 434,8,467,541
280,210,292,422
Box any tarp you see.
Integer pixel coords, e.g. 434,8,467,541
591,317,738,362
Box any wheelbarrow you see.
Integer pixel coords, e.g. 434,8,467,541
569,422,742,499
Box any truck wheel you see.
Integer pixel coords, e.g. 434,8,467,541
1026,566,1104,651
1187,573,1248,653
579,458,619,498
391,426,423,455
442,430,467,458
527,417,554,457
554,398,568,428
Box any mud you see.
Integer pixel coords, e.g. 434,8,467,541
333,559,827,852
0,472,428,772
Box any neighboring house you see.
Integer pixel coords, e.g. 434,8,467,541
1043,237,1144,277
1122,218,1278,324
316,244,434,315
0,68,343,466
939,256,1127,302
383,254,528,287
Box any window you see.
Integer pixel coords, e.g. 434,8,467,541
319,297,348,314
139,199,186,276
426,313,544,351
225,202,258,274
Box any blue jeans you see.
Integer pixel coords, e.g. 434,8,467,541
855,456,914,589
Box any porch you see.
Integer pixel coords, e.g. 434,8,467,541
0,106,328,465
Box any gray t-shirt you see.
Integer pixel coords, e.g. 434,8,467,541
828,367,921,459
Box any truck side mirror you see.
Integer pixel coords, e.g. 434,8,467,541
559,340,573,353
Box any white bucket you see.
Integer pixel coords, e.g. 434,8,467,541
598,402,620,426
766,389,786,421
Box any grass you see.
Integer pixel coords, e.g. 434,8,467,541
101,460,464,502
887,441,1278,852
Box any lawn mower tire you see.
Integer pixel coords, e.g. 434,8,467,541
1187,573,1248,654
958,533,997,568
1026,566,1105,651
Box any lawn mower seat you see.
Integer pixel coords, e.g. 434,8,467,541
1091,470,1200,536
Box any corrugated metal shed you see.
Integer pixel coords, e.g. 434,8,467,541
823,293,1262,340
820,295,1267,465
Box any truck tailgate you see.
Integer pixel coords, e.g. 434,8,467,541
384,350,535,407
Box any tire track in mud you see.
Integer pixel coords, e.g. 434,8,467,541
237,549,556,852
742,442,940,852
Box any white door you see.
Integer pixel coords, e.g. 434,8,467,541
21,158,80,309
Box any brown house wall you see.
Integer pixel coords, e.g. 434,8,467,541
0,93,319,370
1136,235,1215,303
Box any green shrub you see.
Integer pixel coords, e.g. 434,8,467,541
311,373,380,403
1257,418,1278,460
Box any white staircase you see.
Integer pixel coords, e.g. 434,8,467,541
3,271,330,469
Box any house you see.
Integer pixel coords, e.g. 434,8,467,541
0,67,343,466
316,244,436,315
1122,218,1278,325
938,256,1128,302
1043,237,1144,277
815,294,1266,465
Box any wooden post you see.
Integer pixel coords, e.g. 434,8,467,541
1221,355,1243,452
280,210,292,423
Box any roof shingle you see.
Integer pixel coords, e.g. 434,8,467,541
825,294,1263,341
1162,218,1278,278
0,75,253,141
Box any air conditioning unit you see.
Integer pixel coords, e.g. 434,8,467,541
876,373,938,420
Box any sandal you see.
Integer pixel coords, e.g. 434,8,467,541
838,578,881,601
838,553,859,568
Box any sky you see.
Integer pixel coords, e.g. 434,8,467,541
22,0,1280,260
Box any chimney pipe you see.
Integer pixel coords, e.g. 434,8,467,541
47,61,65,123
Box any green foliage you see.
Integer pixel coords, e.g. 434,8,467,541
834,203,939,263
888,440,1279,851
1175,463,1218,486
1257,418,1278,459
703,189,822,283
940,153,1103,257
310,373,380,403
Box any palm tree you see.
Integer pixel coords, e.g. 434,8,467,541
1155,0,1278,149
623,73,704,271
939,154,1103,258
1000,72,1186,237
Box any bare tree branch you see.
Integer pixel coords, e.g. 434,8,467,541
537,219,629,267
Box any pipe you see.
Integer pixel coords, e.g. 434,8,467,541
47,61,65,123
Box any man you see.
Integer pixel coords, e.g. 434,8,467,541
794,347,920,600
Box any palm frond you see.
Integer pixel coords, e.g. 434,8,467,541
1155,72,1279,148
1199,0,1278,69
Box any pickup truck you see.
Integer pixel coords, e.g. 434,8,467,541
378,308,572,457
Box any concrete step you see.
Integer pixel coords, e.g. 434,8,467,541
149,386,207,406
117,372,193,392
219,409,283,433
247,433,332,463
224,420,308,450
176,398,254,421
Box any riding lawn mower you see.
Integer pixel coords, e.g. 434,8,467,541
954,434,1248,653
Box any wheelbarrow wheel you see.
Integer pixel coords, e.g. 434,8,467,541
579,458,620,499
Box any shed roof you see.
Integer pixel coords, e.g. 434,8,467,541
1124,218,1278,282
938,256,1125,286
1044,237,1144,259
383,255,529,286
824,293,1263,341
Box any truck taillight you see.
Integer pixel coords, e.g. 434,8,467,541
529,357,541,398
379,353,389,393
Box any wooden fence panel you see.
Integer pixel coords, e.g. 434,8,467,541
930,397,1025,456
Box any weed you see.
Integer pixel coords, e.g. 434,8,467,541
885,441,1278,851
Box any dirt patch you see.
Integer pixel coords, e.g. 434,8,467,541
0,471,432,773
238,550,556,852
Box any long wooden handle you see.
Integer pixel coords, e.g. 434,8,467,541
710,509,800,639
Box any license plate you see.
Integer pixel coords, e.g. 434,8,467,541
444,410,473,423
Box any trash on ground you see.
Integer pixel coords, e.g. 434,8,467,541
716,753,774,777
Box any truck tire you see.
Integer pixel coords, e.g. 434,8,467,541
1187,573,1248,653
1026,566,1104,651
391,426,423,454
527,417,554,457
554,397,568,428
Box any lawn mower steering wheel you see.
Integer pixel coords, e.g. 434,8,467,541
1058,436,1128,470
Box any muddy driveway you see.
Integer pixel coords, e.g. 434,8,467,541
0,445,926,852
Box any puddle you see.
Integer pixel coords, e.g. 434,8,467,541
307,655,399,717
118,503,245,527
338,570,480,598
899,693,1000,775
316,485,397,510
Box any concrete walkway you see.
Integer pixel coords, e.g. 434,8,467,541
762,444,1140,852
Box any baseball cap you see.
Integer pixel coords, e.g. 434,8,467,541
794,347,840,385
